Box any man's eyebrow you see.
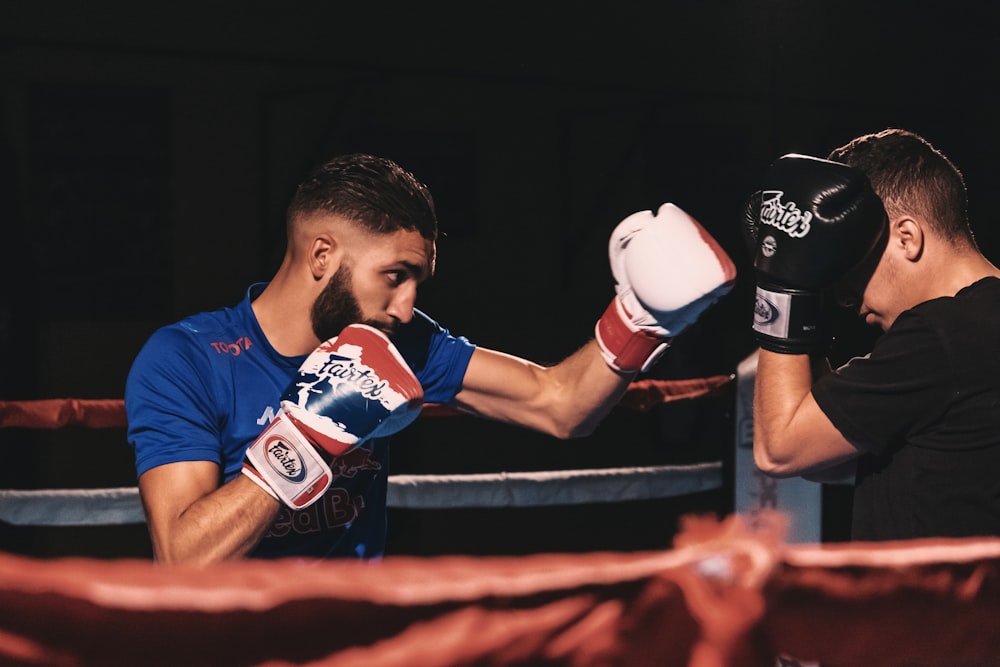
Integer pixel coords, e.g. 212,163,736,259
398,260,429,281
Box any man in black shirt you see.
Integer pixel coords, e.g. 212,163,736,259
747,128,1000,541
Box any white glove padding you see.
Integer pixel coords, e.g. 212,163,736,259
595,203,736,372
242,410,334,509
243,324,424,509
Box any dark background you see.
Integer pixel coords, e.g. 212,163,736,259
1,1,998,559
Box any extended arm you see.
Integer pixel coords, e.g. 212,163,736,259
455,203,735,440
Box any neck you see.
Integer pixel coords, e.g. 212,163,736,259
922,246,1000,302
252,267,322,357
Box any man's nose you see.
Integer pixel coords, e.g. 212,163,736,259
387,286,417,324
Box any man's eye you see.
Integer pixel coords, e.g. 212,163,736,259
387,271,404,286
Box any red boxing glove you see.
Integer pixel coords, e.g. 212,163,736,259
242,324,424,508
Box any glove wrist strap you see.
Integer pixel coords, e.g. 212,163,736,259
595,298,671,373
752,283,829,354
242,411,332,509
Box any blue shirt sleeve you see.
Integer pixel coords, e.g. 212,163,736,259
125,325,227,478
392,309,475,405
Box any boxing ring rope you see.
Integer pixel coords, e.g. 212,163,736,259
0,375,736,429
2,512,999,666
5,374,1000,665
0,465,725,527
0,375,734,527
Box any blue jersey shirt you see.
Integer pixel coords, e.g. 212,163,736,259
125,283,475,559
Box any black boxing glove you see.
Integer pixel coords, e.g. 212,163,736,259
744,154,887,354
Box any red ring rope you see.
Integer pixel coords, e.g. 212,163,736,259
0,375,735,429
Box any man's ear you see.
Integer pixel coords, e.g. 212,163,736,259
896,217,924,262
309,234,338,281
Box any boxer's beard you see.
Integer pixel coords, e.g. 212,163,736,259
311,264,364,341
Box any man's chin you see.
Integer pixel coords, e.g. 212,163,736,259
314,321,352,342
363,319,396,337
314,318,395,341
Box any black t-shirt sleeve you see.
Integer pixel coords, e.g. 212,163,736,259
812,311,953,456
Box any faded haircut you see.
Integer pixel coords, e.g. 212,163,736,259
287,153,438,242
828,128,975,247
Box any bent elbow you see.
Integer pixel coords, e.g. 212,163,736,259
537,407,601,440
564,420,601,439
547,421,591,440
753,441,798,478
152,543,203,567
155,546,232,568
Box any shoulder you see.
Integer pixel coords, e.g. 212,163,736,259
136,309,235,367
391,309,476,403
887,277,1000,349
913,276,1000,317
393,309,475,369
127,303,253,397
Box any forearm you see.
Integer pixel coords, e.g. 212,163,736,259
539,339,635,438
454,341,633,439
145,475,281,566
753,350,826,474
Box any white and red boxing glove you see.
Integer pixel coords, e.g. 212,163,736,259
242,324,424,509
595,203,737,373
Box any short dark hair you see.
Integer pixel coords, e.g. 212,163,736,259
287,153,438,242
828,128,973,247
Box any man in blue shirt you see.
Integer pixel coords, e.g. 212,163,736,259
126,153,736,565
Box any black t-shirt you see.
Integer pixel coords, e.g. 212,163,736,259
813,277,1000,541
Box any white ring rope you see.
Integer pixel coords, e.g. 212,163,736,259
0,463,722,526
389,463,722,509
0,487,144,526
